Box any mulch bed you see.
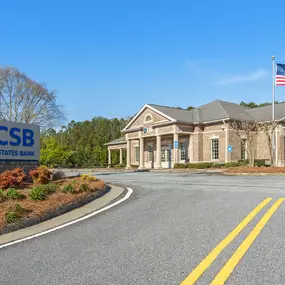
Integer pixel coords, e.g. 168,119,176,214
0,177,105,230
224,166,285,174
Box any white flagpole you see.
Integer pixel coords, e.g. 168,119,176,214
272,55,276,166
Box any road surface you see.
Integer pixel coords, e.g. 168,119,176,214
1,172,285,284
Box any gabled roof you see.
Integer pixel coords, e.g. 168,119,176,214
122,104,176,131
147,104,199,123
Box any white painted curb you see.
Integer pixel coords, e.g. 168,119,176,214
0,187,133,250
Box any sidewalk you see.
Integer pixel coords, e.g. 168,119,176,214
0,184,125,246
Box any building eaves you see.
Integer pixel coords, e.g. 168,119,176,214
104,137,126,146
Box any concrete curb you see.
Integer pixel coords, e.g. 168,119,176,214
223,172,285,176
0,185,111,235
0,185,128,247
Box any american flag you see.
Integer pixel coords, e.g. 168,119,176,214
276,63,285,86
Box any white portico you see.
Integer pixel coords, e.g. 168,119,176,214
106,104,195,169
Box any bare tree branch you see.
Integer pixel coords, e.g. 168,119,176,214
0,66,66,129
229,120,258,166
257,121,279,166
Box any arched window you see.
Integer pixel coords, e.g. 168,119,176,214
144,114,153,123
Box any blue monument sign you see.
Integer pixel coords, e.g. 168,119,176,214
0,121,40,161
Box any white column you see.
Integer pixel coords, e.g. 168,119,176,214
174,133,179,165
156,135,162,168
119,148,123,165
139,138,145,169
108,149,111,167
126,140,131,169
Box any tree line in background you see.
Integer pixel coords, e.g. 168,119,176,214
40,118,129,168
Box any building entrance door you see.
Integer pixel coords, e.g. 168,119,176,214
161,146,172,168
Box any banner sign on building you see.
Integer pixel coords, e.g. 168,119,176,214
0,121,40,161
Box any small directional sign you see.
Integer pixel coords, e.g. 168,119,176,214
228,145,233,153
143,128,147,133
174,140,178,149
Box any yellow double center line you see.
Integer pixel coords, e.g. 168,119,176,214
180,197,284,285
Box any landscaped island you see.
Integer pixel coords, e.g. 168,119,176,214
0,168,105,234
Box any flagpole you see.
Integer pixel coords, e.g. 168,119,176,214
272,55,275,121
272,55,276,166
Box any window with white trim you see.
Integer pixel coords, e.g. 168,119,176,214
144,114,153,123
211,139,219,160
161,150,166,162
241,139,247,160
135,147,139,163
180,142,187,160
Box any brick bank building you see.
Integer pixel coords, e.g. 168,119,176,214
106,100,285,169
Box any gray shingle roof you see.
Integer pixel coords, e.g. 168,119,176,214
148,100,285,124
148,104,198,123
104,137,126,146
248,102,285,121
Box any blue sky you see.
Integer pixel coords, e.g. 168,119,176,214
1,0,285,122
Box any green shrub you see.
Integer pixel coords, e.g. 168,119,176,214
61,181,77,194
190,162,215,169
254,159,266,167
42,183,58,194
238,159,266,167
174,162,217,169
6,188,25,200
114,164,126,169
174,163,188,169
29,186,46,201
5,212,20,223
79,183,90,192
212,163,224,168
8,203,26,214
238,159,249,164
0,189,6,202
131,165,139,169
225,162,242,167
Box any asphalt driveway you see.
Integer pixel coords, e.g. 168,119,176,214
1,172,285,284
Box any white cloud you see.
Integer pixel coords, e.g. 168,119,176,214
217,69,267,85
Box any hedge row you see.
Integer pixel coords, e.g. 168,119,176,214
238,159,268,167
174,159,267,169
174,162,224,169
